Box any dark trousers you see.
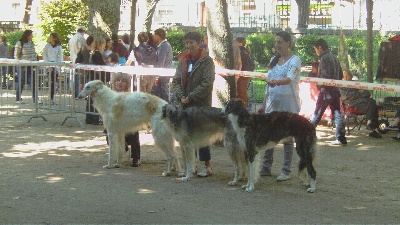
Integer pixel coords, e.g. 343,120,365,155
198,146,211,161
16,66,36,102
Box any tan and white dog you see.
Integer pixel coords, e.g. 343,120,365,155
78,80,182,176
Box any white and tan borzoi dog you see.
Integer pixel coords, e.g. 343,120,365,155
162,104,247,184
78,80,182,176
221,99,317,193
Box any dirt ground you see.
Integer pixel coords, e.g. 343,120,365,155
0,113,399,224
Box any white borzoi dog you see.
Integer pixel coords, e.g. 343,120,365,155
78,80,182,176
162,104,247,184
221,99,317,193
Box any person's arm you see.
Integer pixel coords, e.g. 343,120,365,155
58,46,63,62
14,41,21,60
42,44,49,62
172,61,185,100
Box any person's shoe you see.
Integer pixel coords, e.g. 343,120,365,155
369,130,382,138
276,173,291,181
391,136,400,141
260,169,271,176
197,166,212,177
385,124,399,131
131,159,141,167
331,139,347,146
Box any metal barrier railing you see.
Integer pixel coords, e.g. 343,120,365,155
1,59,399,128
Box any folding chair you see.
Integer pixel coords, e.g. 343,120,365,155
342,103,367,134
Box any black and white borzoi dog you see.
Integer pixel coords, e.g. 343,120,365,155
221,99,317,193
78,80,182,176
161,104,227,181
162,104,248,184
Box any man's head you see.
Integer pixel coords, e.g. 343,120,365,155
313,38,329,56
154,28,166,44
77,25,86,34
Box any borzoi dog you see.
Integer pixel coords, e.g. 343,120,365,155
78,80,182,176
162,104,229,181
221,99,317,193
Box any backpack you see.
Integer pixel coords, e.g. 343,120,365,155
135,42,157,66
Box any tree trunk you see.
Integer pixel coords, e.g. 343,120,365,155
82,0,121,38
143,0,159,32
130,0,138,51
22,0,34,25
205,0,235,103
295,0,310,29
366,0,374,83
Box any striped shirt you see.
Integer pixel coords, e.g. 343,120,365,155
14,41,37,61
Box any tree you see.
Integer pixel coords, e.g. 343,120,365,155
37,0,89,56
81,0,121,38
366,0,373,83
143,0,160,32
205,0,236,102
22,0,33,25
129,0,138,52
295,0,310,29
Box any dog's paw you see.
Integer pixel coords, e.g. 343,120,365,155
307,187,315,193
228,181,237,186
182,177,190,181
241,184,248,189
162,171,171,176
177,172,186,177
103,165,111,169
245,187,253,192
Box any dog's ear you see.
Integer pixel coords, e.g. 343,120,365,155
95,80,103,91
161,105,167,118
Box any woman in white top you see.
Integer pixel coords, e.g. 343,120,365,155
43,33,63,104
258,31,302,181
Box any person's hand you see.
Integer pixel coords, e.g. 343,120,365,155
268,79,279,87
181,96,190,104
257,107,265,114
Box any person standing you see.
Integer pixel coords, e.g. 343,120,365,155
310,38,347,145
236,37,255,109
134,32,157,94
68,25,86,97
172,31,215,177
154,28,173,101
43,33,63,104
14,29,38,103
111,34,128,66
0,36,8,88
257,31,301,181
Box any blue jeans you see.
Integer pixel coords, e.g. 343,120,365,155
310,92,346,141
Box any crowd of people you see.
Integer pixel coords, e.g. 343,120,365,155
2,26,399,175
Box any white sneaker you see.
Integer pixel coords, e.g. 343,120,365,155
197,167,212,177
276,173,291,181
15,100,25,104
331,140,346,146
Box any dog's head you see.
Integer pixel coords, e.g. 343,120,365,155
77,80,104,99
161,104,181,127
221,98,245,116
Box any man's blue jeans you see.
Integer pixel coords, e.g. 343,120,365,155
310,92,346,141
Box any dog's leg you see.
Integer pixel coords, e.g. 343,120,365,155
182,144,196,182
114,132,126,168
227,148,239,186
152,119,182,176
104,132,119,169
242,159,251,190
245,161,256,192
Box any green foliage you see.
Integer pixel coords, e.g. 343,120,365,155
37,0,89,56
166,29,185,60
246,33,275,67
296,34,320,64
2,30,24,57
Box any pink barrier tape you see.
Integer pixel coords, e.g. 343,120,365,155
2,59,398,92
